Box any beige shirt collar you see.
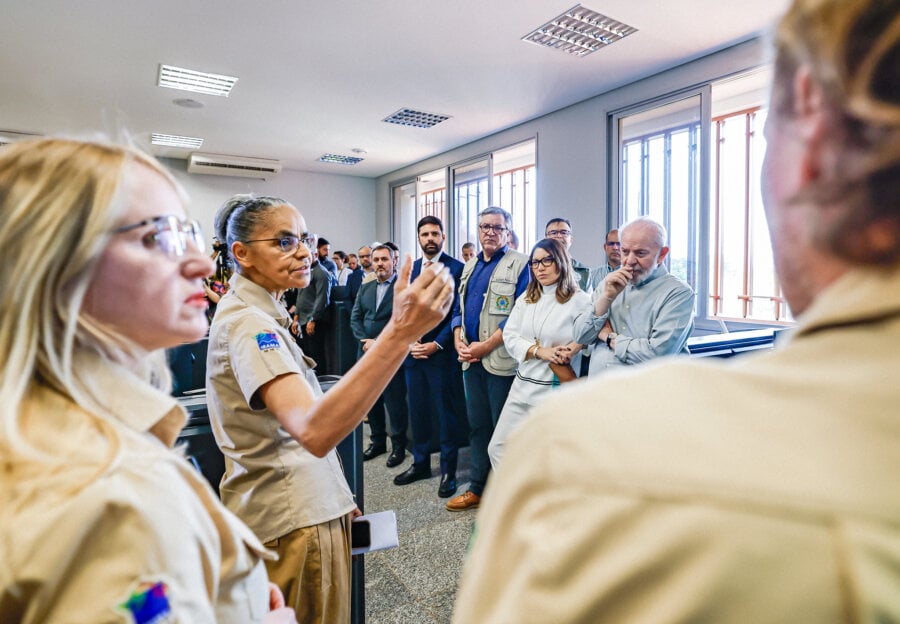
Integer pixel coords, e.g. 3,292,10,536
229,272,292,329
74,350,185,447
792,265,900,340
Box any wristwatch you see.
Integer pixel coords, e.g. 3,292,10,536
606,332,617,349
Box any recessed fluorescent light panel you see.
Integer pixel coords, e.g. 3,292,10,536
319,153,364,165
158,64,238,97
151,133,204,149
523,4,637,57
383,108,451,129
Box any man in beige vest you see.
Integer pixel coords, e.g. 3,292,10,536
447,207,529,511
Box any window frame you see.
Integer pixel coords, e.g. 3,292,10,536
390,137,538,259
609,85,714,327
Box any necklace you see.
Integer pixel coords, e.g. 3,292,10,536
531,286,559,348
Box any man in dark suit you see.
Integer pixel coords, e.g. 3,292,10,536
350,244,409,462
291,251,333,370
393,216,467,499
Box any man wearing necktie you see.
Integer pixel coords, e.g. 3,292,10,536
393,216,467,498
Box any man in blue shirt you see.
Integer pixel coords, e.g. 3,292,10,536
447,207,529,511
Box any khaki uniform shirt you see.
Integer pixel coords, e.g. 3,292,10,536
0,362,271,623
454,266,900,623
207,273,355,543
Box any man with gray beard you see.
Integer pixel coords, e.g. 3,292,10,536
574,216,693,376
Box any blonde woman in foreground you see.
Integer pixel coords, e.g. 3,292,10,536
0,138,300,623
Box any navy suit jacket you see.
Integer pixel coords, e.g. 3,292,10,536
346,268,365,301
404,252,465,367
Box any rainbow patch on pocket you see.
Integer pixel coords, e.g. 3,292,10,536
255,331,280,351
119,580,172,624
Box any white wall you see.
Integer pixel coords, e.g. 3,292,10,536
161,158,376,256
375,38,768,267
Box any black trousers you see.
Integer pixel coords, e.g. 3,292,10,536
298,324,327,372
366,369,409,451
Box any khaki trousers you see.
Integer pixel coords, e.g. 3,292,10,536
264,514,352,624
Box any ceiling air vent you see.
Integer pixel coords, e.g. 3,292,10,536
382,108,451,129
319,153,364,165
187,153,282,179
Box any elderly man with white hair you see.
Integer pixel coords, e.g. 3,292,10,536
574,215,694,376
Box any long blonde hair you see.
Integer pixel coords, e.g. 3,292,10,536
0,137,179,464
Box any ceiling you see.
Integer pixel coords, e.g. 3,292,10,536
0,0,789,178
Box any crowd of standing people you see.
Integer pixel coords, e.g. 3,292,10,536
2,0,895,620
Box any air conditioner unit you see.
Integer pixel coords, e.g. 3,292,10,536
187,152,282,179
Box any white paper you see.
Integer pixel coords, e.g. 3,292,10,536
351,510,399,555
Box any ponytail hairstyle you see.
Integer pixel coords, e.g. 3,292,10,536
214,194,292,272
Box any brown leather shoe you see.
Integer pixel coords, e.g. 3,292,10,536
446,491,480,512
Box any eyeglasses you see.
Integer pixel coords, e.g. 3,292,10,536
605,241,622,248
479,224,508,235
546,229,571,237
245,233,315,255
114,215,205,259
528,257,556,268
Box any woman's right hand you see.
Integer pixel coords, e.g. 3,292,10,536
388,254,454,342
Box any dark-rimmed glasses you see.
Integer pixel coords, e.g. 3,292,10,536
528,257,556,268
114,215,205,259
479,224,507,234
245,233,315,255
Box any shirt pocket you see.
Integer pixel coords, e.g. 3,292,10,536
487,280,516,316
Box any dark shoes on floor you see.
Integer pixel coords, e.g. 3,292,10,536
362,444,387,461
385,448,406,468
438,474,457,498
393,463,431,486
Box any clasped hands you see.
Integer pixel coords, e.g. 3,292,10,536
455,338,488,363
533,342,581,365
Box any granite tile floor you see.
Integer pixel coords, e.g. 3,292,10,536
360,428,477,624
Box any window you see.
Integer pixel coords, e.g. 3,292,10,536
612,69,789,325
391,180,417,258
710,105,791,322
492,141,537,251
393,139,537,260
619,95,702,289
390,170,446,259
452,159,490,256
418,169,447,226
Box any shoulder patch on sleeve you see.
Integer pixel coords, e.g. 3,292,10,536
118,579,173,624
255,331,281,351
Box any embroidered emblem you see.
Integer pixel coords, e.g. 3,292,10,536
495,295,511,312
255,331,280,351
119,581,173,624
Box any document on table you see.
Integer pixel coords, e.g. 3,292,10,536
351,510,399,556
